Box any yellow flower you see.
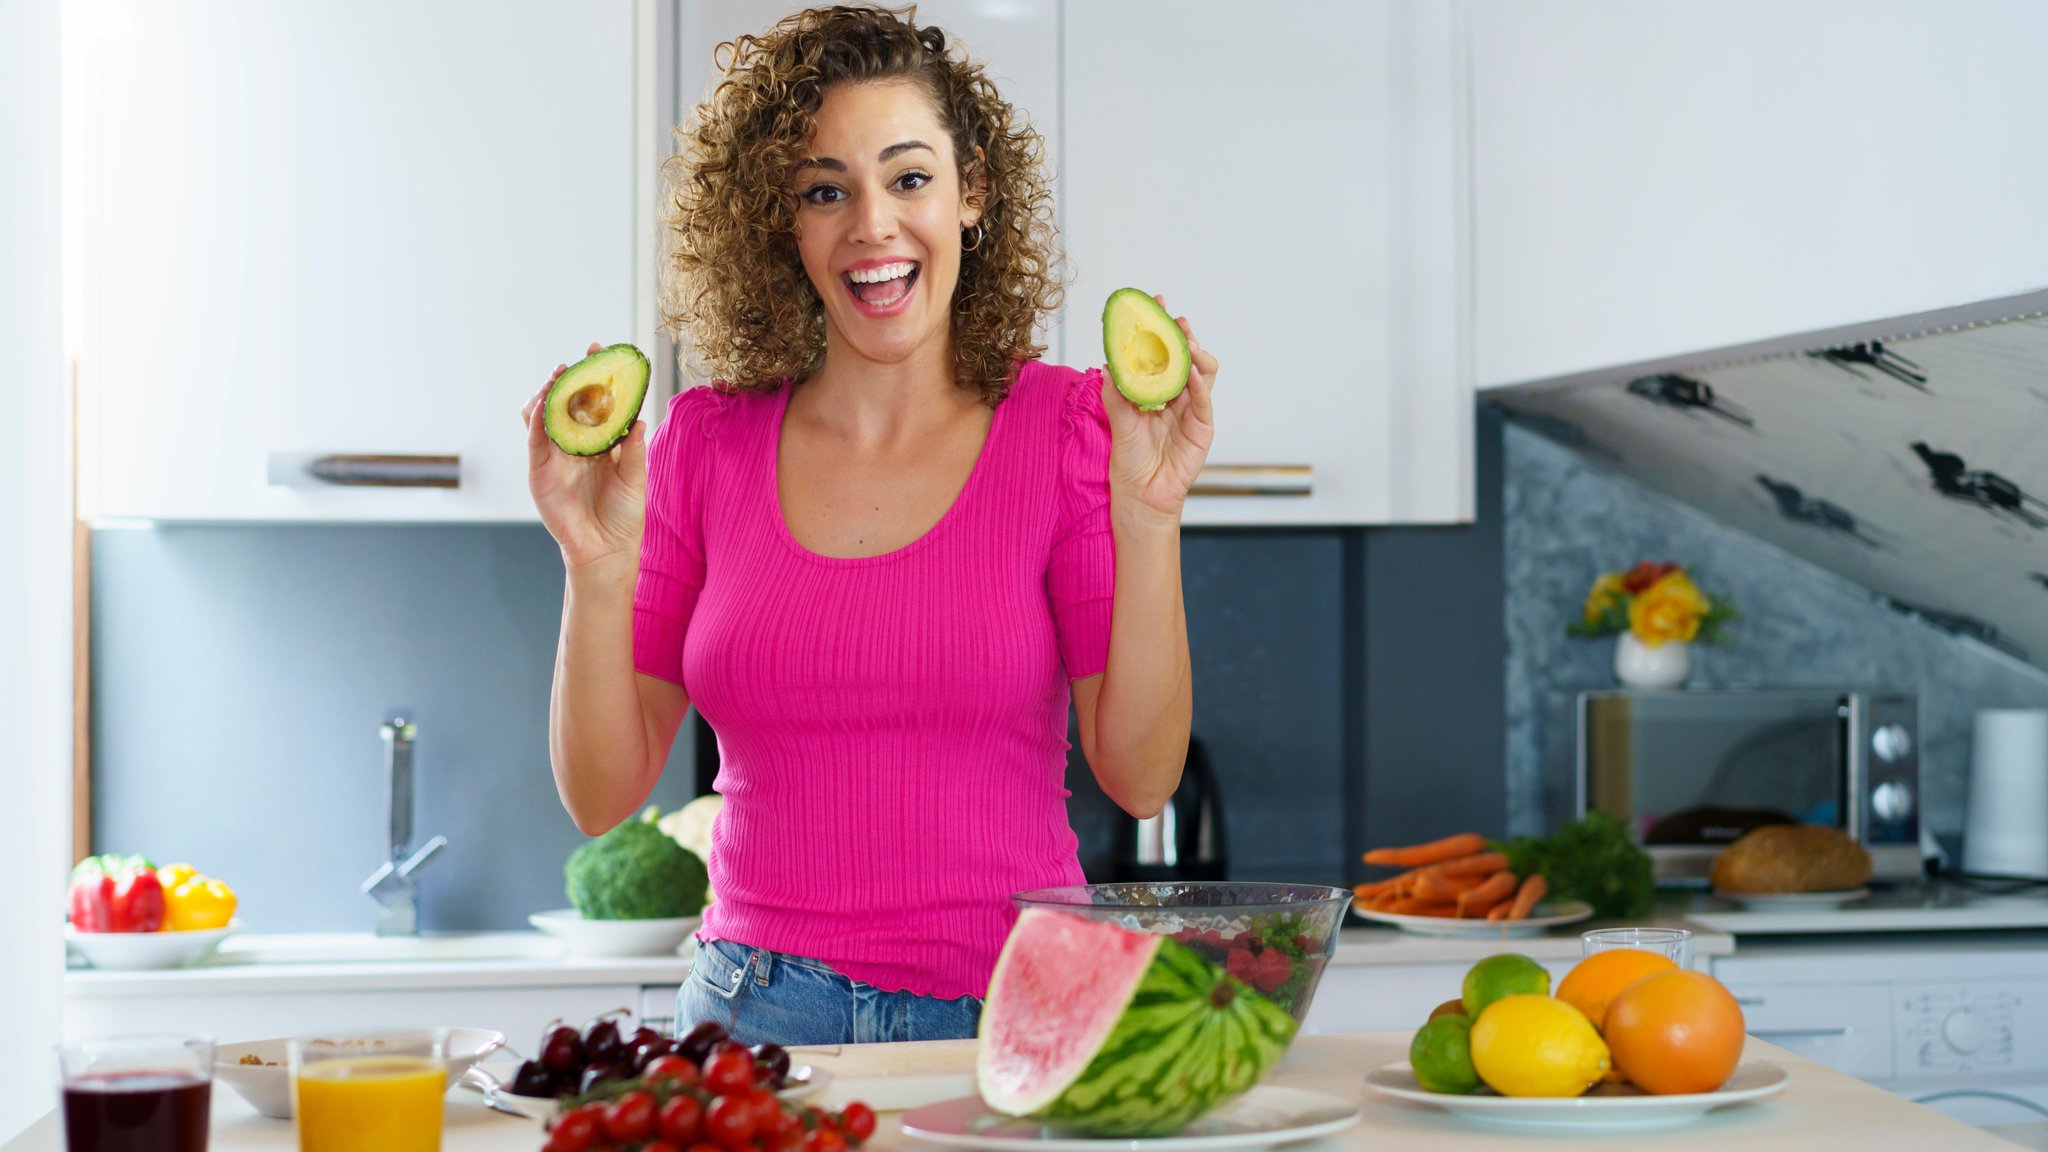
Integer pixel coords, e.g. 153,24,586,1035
1629,571,1709,647
1582,573,1628,624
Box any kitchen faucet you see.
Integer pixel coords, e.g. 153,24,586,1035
359,711,447,936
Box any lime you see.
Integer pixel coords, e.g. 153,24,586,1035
1461,953,1550,1017
1470,995,1611,1097
1409,1015,1481,1094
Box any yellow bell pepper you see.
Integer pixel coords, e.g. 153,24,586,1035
157,862,198,891
160,869,237,932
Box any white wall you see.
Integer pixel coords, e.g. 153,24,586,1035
0,0,73,1139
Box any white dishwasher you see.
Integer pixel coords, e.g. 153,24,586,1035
1712,933,2048,1141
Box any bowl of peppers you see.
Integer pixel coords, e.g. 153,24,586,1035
65,855,240,970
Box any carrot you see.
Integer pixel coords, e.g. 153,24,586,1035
1414,870,1487,902
1454,869,1518,917
1363,833,1488,868
1486,902,1512,921
1382,896,1456,916
1352,867,1428,899
1437,851,1509,878
1504,873,1548,921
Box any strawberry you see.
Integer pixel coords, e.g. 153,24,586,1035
1225,947,1257,983
1252,948,1293,993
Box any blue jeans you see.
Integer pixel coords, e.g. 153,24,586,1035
676,937,983,1046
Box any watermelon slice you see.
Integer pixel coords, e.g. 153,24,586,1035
976,909,1299,1137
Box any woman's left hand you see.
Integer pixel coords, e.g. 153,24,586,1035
1102,295,1218,523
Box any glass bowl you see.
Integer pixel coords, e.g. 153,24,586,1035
1010,882,1350,1025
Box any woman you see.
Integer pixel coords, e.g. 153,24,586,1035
524,5,1218,1045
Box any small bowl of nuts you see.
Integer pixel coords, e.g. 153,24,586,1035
212,1027,503,1118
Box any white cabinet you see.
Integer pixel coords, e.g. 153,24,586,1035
1471,0,2048,388
1062,0,1472,525
75,2,653,521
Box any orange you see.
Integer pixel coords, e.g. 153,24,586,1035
1556,949,1678,1031
1603,970,1746,1095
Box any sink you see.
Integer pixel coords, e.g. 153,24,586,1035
213,932,565,965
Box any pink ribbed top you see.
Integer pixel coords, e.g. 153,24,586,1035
631,361,1113,999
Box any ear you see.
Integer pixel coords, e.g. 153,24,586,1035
960,145,989,229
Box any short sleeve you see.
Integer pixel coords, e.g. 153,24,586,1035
1048,367,1116,680
632,386,728,685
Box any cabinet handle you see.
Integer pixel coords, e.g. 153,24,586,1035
1750,1027,1855,1038
267,453,461,489
1189,464,1312,497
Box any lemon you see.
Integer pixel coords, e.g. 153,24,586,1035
1470,995,1611,1097
1409,1015,1482,1095
1461,953,1550,1017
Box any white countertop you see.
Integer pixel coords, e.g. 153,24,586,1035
4,1034,2021,1151
64,932,692,998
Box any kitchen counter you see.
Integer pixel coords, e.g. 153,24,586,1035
1331,911,1734,967
64,932,691,998
4,1034,2021,1150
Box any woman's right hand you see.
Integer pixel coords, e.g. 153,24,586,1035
525,342,648,572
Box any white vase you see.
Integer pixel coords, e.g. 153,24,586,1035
1614,632,1691,689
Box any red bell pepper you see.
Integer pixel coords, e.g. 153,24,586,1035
69,854,166,933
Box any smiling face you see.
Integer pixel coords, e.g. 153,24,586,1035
791,79,982,373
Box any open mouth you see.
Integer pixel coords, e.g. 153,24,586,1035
842,261,920,314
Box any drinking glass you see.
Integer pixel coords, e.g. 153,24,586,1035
58,1033,213,1152
1581,927,1694,968
289,1028,448,1152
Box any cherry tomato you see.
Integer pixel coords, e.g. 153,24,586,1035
840,1102,877,1144
805,1126,849,1152
658,1092,705,1145
642,1142,683,1152
545,1108,599,1152
704,1091,758,1150
739,1088,782,1133
702,1048,759,1097
605,1089,659,1145
645,1053,702,1090
686,1143,725,1152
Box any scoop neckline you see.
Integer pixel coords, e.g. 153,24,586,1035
767,381,1006,568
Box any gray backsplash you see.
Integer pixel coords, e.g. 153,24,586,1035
1502,416,2048,842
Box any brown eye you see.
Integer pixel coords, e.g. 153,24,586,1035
802,184,845,206
894,171,931,192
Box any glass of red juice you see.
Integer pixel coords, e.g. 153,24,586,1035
58,1033,213,1152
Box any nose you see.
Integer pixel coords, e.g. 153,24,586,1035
849,188,898,246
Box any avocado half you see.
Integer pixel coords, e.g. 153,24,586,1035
544,343,650,456
1101,288,1191,411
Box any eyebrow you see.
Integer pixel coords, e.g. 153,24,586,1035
796,139,936,173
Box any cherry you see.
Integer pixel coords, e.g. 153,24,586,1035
675,1021,729,1065
749,1042,791,1087
541,1024,586,1072
579,1062,625,1096
509,1058,552,1097
583,1011,631,1065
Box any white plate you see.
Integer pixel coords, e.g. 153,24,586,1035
1366,1060,1788,1132
467,1063,830,1121
1349,900,1593,938
214,1027,504,1119
900,1086,1360,1151
528,909,700,958
65,919,240,970
1712,887,1870,910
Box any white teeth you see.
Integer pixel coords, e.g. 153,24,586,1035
847,261,916,284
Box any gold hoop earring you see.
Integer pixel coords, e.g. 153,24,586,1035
961,223,985,253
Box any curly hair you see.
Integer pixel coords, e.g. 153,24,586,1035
658,4,1064,405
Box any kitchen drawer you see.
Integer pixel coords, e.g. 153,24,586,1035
1719,981,1894,1081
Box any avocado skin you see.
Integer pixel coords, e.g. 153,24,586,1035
543,343,651,456
1101,288,1191,411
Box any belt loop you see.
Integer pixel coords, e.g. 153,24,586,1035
753,947,774,986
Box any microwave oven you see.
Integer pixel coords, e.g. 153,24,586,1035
1577,689,1923,885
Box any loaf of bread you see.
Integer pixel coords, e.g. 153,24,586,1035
1710,824,1873,893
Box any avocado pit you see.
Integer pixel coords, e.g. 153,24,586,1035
566,383,614,427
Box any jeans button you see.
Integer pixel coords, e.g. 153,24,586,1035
731,969,743,986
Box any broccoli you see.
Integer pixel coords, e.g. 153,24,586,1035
565,806,709,920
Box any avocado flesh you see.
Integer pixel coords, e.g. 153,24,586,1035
544,343,650,456
1102,288,1190,411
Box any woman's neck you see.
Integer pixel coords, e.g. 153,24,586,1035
794,330,977,445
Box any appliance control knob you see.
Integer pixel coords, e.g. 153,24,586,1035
1872,723,1913,763
1943,1009,1986,1054
1871,779,1915,823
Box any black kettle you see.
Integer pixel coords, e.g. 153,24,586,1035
1109,736,1227,882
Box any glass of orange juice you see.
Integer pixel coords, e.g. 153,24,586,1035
288,1028,448,1152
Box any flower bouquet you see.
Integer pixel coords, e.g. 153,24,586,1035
1568,561,1735,688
